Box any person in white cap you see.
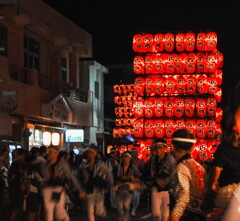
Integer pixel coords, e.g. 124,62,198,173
169,128,207,221
79,145,114,221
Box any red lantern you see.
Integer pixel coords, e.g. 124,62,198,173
174,98,185,118
205,32,217,51
216,107,223,123
214,69,223,86
145,76,155,96
145,54,155,74
144,99,154,118
207,53,218,73
133,119,144,138
132,34,144,52
165,76,176,95
164,33,175,52
196,52,207,73
185,32,195,51
175,53,186,73
185,98,195,117
196,98,207,118
155,119,165,138
196,32,206,51
214,87,222,103
217,51,224,68
143,34,154,52
164,99,174,117
186,76,197,94
133,99,144,118
208,76,218,95
196,119,207,139
154,98,164,117
155,54,166,74
165,54,176,73
175,119,186,130
207,120,217,139
144,120,155,138
186,119,196,136
153,33,165,52
134,77,145,95
165,119,175,138
133,56,145,74
207,97,217,117
175,33,186,52
196,74,208,94
186,53,196,73
176,76,186,94
154,76,165,95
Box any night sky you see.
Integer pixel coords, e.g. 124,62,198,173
42,0,240,106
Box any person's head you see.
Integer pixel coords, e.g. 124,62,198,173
12,148,25,162
130,148,138,159
30,146,40,157
121,151,132,165
153,138,167,159
48,146,59,165
85,146,98,161
171,129,196,160
57,150,68,162
109,147,117,157
39,145,48,157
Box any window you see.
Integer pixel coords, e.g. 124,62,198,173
95,81,99,99
60,56,67,82
24,36,40,70
0,25,7,56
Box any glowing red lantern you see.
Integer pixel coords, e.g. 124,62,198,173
208,76,218,95
133,99,144,118
165,119,175,138
205,32,217,51
165,54,176,73
207,120,217,139
134,77,145,95
132,34,144,52
154,76,165,95
196,74,208,94
144,120,155,138
214,87,222,103
196,32,206,51
216,107,223,123
175,119,186,130
207,97,217,117
164,99,174,117
186,53,196,73
196,98,207,118
144,99,154,118
133,56,145,74
154,98,164,117
207,53,218,73
164,33,174,52
143,34,154,52
186,76,197,94
175,33,186,52
145,76,155,96
185,32,195,51
133,119,144,138
176,76,186,94
196,119,207,139
165,77,176,95
217,51,224,68
174,98,185,118
153,33,165,52
155,119,165,138
185,98,195,117
196,52,207,73
145,54,155,74
214,69,223,86
155,54,166,74
175,53,186,73
186,119,196,136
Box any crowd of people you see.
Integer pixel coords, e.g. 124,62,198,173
1,81,240,221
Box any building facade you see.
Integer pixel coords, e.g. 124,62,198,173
0,0,108,151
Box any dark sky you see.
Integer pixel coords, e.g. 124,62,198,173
43,0,240,105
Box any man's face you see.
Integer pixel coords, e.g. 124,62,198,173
155,143,166,157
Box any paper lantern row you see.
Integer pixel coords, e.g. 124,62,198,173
133,52,223,74
114,94,139,106
132,118,221,139
132,97,222,119
133,32,218,53
134,76,222,101
114,84,134,95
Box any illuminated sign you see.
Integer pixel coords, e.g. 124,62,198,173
65,129,84,142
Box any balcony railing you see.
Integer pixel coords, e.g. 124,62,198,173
8,64,88,103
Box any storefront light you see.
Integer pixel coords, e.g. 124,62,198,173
43,131,51,146
52,132,60,146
